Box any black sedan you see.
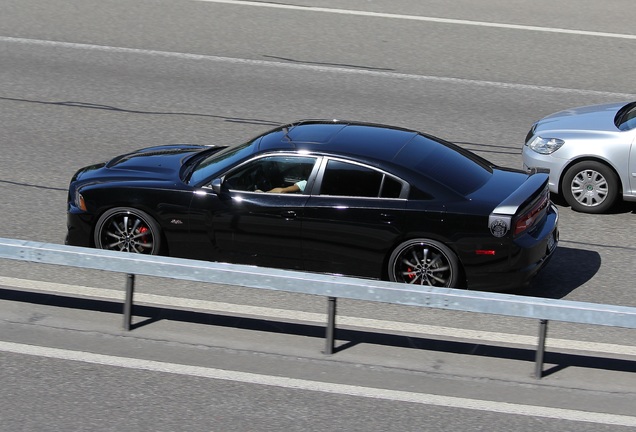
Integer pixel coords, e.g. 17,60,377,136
66,120,558,291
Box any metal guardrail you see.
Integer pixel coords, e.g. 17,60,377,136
1,237,635,379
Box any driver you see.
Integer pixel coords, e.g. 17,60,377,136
265,179,307,194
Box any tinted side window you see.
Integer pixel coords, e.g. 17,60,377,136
320,160,388,197
381,176,402,198
224,155,316,193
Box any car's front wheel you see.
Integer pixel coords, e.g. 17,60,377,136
94,207,162,254
388,239,460,287
561,161,619,213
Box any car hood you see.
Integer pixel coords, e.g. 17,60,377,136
533,101,625,133
73,145,206,183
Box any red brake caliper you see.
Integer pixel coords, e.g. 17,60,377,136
138,226,149,251
407,266,415,281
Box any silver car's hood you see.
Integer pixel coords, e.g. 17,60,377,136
534,102,625,133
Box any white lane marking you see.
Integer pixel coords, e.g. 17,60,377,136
0,341,634,426
194,0,636,40
2,276,635,357
0,36,633,99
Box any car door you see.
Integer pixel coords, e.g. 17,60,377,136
188,154,318,269
302,158,408,279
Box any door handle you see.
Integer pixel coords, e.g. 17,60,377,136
380,213,395,223
281,210,297,219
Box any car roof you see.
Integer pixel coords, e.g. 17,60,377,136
250,120,497,198
256,120,420,161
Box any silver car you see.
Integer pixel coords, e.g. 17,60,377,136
522,101,636,213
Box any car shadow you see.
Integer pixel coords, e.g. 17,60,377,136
603,199,636,215
517,246,601,299
1,287,634,379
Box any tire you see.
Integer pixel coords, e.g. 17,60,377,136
388,239,460,287
561,161,618,214
94,207,162,255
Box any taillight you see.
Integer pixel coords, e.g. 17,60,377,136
514,192,549,235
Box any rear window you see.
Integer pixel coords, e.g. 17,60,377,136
393,134,492,196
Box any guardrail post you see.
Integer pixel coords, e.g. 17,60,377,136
123,274,135,331
534,319,549,379
324,296,337,355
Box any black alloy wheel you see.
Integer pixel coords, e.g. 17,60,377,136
94,207,162,254
388,239,459,287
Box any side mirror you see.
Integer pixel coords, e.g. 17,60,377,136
211,178,223,194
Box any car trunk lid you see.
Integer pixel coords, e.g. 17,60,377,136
487,172,551,238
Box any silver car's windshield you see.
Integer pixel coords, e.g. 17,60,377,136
616,102,636,131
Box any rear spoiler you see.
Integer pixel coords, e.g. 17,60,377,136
491,173,549,216
488,173,550,237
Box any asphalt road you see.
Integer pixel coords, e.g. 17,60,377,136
1,0,635,430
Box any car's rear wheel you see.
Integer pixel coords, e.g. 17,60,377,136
562,161,618,213
388,239,460,287
94,207,162,254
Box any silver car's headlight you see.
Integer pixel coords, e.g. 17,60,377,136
527,136,565,155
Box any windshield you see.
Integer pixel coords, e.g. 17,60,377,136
187,139,257,185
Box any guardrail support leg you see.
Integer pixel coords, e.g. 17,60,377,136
123,273,135,331
534,319,549,379
324,296,337,355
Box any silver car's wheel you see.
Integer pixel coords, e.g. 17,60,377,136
94,207,161,254
562,161,618,214
388,239,460,287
